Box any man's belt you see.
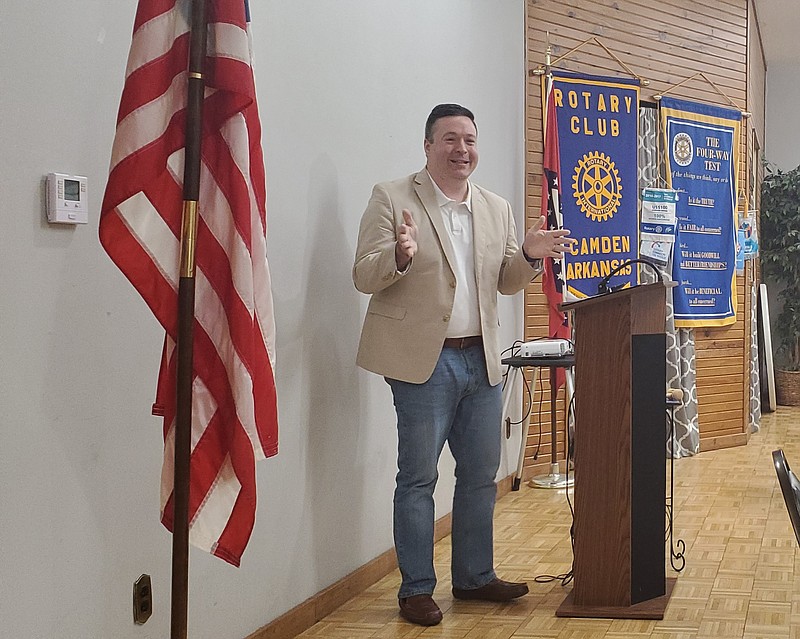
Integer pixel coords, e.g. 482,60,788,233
442,336,483,350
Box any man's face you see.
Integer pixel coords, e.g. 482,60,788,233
424,115,478,185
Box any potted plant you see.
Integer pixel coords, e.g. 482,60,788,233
761,162,800,404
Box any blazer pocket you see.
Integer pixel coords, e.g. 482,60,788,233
368,299,407,320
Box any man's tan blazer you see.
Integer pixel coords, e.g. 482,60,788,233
353,170,541,386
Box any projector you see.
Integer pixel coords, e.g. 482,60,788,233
518,338,572,358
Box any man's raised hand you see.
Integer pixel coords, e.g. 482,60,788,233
395,209,418,270
522,215,575,260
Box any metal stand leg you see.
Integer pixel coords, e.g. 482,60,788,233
501,366,522,437
511,367,538,490
503,366,539,491
666,402,685,572
565,368,575,467
529,366,574,489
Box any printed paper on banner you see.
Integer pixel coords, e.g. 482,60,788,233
640,188,678,265
735,212,759,274
741,212,759,259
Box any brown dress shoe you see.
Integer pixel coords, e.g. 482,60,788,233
398,594,443,626
452,577,529,602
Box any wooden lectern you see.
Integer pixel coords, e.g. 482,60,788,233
556,282,675,619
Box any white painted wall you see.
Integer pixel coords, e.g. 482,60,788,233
762,63,800,367
765,63,800,171
0,2,526,638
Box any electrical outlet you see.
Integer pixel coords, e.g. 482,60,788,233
133,574,152,625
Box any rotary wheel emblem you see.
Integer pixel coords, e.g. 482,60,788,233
673,132,693,167
572,151,622,222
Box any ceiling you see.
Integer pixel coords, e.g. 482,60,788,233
753,0,800,66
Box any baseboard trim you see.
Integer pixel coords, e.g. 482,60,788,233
699,432,749,452
245,474,515,639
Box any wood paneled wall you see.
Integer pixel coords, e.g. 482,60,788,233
522,0,763,473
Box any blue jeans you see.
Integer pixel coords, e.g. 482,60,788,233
387,344,502,598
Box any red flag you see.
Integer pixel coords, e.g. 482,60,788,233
99,0,278,567
541,77,570,388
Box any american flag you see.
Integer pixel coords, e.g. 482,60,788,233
541,75,570,388
99,0,278,567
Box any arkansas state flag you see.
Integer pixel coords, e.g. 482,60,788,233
541,76,570,388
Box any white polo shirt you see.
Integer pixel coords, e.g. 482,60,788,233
428,174,482,338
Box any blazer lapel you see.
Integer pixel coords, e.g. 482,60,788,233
414,170,457,273
471,186,489,285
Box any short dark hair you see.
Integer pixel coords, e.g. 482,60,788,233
424,104,476,141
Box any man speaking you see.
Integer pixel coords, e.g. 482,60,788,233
353,104,573,626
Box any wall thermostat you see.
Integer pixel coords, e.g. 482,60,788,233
46,172,88,224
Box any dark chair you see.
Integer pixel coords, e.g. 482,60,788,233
772,449,800,547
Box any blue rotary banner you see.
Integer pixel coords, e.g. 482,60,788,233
661,97,740,327
550,72,640,299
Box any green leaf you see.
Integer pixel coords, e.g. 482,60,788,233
761,162,800,369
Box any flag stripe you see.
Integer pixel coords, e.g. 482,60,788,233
104,115,188,212
113,72,189,170
100,205,179,330
123,32,190,110
541,76,570,389
133,0,185,33
117,191,181,289
101,0,277,567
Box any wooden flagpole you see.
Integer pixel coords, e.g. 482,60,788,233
173,0,208,637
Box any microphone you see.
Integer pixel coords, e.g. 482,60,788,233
597,258,662,295
666,388,684,402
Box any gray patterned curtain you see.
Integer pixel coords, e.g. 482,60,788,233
638,105,700,457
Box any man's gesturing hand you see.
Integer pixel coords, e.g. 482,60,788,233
395,209,418,270
522,215,575,260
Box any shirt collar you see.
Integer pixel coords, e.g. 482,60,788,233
427,171,473,212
